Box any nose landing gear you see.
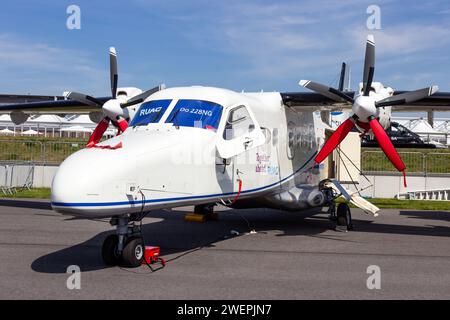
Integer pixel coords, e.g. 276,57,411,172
101,214,145,267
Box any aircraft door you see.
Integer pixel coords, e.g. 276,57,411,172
216,104,268,192
215,152,234,194
216,105,266,159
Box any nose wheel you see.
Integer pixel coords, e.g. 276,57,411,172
101,215,145,267
101,234,121,266
101,234,145,267
122,236,144,267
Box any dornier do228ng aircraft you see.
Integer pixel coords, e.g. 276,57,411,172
1,35,450,267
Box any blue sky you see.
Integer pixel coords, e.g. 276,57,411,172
1,0,450,118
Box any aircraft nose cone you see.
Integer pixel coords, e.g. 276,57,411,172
51,148,131,216
52,150,105,202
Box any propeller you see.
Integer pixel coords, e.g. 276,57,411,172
300,35,439,187
66,47,163,147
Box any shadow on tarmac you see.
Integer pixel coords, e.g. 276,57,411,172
400,210,450,223
30,208,450,274
0,199,52,210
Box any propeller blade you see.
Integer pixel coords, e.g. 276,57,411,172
87,117,111,148
338,62,349,92
299,80,354,103
66,92,103,107
315,117,356,164
121,85,165,108
116,117,129,133
369,117,407,187
362,35,375,96
109,47,118,99
375,86,439,107
329,87,354,103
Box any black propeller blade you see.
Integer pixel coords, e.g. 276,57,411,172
362,35,375,96
65,92,103,107
109,47,118,99
121,85,165,108
299,80,353,103
375,86,439,107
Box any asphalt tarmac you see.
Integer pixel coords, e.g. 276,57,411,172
0,199,449,299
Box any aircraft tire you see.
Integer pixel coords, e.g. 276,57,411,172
102,234,121,266
122,236,144,268
336,203,353,231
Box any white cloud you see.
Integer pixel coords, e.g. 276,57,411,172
347,24,450,56
0,34,109,95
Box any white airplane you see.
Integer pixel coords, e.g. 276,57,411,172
1,35,449,267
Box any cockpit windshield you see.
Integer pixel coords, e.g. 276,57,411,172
165,100,223,131
129,99,172,127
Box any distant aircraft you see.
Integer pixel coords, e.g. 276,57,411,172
1,35,449,267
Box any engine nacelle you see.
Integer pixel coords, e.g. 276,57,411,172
10,111,29,125
263,186,327,211
377,103,392,130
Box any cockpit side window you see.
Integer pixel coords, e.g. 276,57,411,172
130,99,172,127
165,100,223,131
223,106,255,140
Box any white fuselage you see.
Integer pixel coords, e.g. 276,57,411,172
51,86,322,218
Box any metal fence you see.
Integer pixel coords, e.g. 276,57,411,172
0,140,84,165
362,151,450,174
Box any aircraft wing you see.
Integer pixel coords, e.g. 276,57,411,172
0,93,65,104
281,92,353,111
381,91,450,111
281,91,450,112
0,96,110,114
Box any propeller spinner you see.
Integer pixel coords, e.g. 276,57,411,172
300,35,439,187
66,47,162,147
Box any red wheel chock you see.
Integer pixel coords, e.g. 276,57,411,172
142,246,166,268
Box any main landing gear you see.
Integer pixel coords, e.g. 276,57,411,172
328,202,353,232
101,214,145,267
320,180,353,232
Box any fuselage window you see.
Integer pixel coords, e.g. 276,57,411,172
165,100,223,131
129,99,172,127
223,106,255,140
